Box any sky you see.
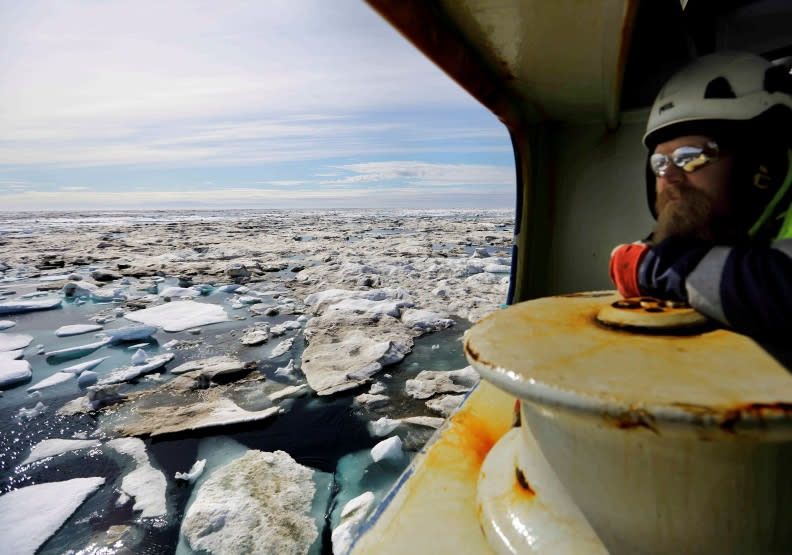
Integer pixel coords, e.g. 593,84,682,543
0,0,515,211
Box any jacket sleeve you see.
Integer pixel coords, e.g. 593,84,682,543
685,238,792,339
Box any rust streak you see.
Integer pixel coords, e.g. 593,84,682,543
720,402,792,433
608,408,659,434
514,468,536,497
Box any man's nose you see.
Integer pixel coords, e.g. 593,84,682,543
656,164,685,190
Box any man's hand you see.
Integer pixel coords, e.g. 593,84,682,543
609,242,650,298
609,237,713,301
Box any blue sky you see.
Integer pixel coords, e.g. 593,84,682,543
0,0,515,211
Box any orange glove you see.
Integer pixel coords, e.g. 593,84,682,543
609,243,651,298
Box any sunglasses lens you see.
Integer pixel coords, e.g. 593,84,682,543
650,153,669,176
672,146,707,172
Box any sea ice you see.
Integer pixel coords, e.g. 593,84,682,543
124,300,229,332
268,384,308,402
100,325,158,342
400,308,454,333
131,348,148,364
44,338,112,359
0,477,105,555
20,438,101,466
181,450,319,555
116,398,281,437
175,459,206,483
0,320,16,330
268,337,294,359
60,358,107,379
368,417,401,437
55,324,104,337
107,438,167,518
98,352,174,385
27,371,74,392
0,297,62,314
405,367,479,400
426,394,466,417
77,371,98,387
331,491,375,555
17,401,46,419
0,348,23,360
0,332,33,352
0,359,32,388
371,436,404,464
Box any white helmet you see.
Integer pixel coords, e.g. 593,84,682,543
643,51,792,233
643,51,792,149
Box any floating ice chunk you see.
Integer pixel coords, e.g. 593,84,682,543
0,359,32,388
405,367,479,399
273,359,295,379
86,383,125,408
55,324,104,337
368,417,401,437
27,371,73,392
304,288,388,312
131,348,148,365
181,450,318,554
426,394,466,417
17,401,46,419
401,416,446,429
0,477,105,555
20,438,101,466
325,298,410,319
217,284,241,293
124,300,229,332
331,491,376,555
0,332,33,352
160,286,200,300
107,438,167,518
241,327,270,346
0,320,16,330
169,355,247,380
400,309,454,333
371,436,404,464
62,356,110,375
268,384,308,402
0,349,23,360
175,459,206,483
270,320,301,337
77,370,98,388
0,297,61,314
269,337,294,359
45,338,112,360
100,325,158,343
98,352,174,385
483,263,511,273
354,393,389,409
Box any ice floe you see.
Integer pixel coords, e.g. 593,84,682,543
0,332,33,352
0,297,62,315
20,438,101,466
0,359,32,388
124,300,229,332
107,437,167,518
181,450,320,554
54,324,104,337
0,477,105,555
27,371,74,392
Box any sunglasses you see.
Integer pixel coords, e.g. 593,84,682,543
650,141,720,177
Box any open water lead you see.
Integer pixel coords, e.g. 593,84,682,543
465,291,792,554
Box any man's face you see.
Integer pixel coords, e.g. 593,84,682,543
652,134,734,243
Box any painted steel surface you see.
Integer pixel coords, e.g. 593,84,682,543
349,380,513,555
465,292,792,554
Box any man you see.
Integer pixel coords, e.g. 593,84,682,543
609,51,792,340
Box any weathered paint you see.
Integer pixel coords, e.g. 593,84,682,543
477,427,607,554
466,292,792,553
349,381,513,554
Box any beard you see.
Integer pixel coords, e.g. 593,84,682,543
652,185,734,244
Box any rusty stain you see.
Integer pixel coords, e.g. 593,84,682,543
423,409,503,475
464,341,481,363
514,468,536,497
720,402,792,433
608,407,659,434
512,399,522,428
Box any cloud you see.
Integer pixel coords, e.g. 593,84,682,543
330,161,514,187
